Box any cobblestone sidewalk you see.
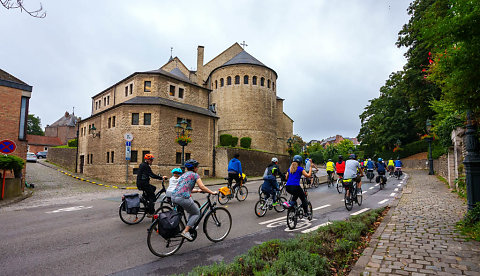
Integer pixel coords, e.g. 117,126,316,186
352,170,480,276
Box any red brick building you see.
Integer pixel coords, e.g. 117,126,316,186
45,111,79,144
27,135,63,154
0,69,32,181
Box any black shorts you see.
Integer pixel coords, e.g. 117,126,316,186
337,173,344,177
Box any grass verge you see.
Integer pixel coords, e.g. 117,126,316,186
457,203,480,241
179,207,388,276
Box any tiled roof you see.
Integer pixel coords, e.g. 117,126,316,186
223,50,266,67
49,112,78,127
0,69,27,84
123,96,218,118
0,68,32,92
144,68,197,86
169,67,190,81
27,135,63,146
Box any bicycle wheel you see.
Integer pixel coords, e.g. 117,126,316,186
159,196,172,209
356,188,363,206
336,179,343,194
217,191,230,205
119,200,146,225
203,207,232,242
254,200,268,217
344,189,353,211
147,217,185,257
236,186,248,201
314,176,320,188
307,202,313,220
274,197,287,212
286,208,297,229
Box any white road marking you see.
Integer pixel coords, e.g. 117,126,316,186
378,199,389,204
394,188,399,192
313,204,330,211
284,218,317,232
301,222,332,233
390,193,396,197
362,191,367,194
259,204,331,225
46,206,93,214
375,184,379,187
350,208,370,216
259,215,286,225
397,184,402,187
369,187,374,190
400,181,404,184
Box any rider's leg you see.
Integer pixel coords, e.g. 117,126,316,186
227,172,235,190
173,197,200,238
232,174,241,191
286,185,299,206
145,184,157,214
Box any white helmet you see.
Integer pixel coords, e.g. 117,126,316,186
271,157,278,163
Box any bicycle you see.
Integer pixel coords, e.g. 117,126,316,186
286,183,313,229
312,169,320,188
147,193,232,257
378,173,387,190
119,180,166,225
326,171,335,187
366,169,375,183
258,178,286,198
343,178,362,211
336,176,344,194
254,188,287,217
217,175,248,205
394,168,402,180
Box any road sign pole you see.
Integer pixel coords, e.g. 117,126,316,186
2,169,5,200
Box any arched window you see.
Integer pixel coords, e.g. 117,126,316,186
253,76,257,85
261,77,265,86
227,76,232,85
244,75,249,84
220,78,224,87
272,82,275,91
215,80,218,89
267,79,271,88
235,75,240,85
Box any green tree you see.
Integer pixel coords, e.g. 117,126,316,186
27,114,44,136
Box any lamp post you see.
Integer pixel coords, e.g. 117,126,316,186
463,111,480,211
286,137,293,157
89,125,100,138
174,119,192,172
426,119,434,175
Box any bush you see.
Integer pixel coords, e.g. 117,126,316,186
231,136,238,147
0,155,25,177
240,137,252,148
68,138,78,147
219,134,233,146
457,203,480,241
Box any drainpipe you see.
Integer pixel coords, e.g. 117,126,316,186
75,122,79,173
212,117,216,177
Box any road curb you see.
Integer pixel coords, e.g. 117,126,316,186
0,190,34,208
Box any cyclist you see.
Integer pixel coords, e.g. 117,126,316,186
283,155,313,216
375,158,387,183
394,158,403,177
227,153,243,193
136,154,167,216
344,154,363,202
387,159,395,176
336,155,346,179
326,159,336,182
263,157,286,182
305,158,318,184
261,164,281,206
166,168,183,198
171,159,217,241
366,158,375,178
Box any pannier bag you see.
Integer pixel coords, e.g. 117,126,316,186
124,193,140,214
157,210,181,239
376,175,381,183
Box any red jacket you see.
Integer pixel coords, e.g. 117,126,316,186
336,161,345,173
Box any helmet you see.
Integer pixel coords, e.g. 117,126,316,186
271,157,278,163
378,158,383,162
293,155,303,163
171,168,182,174
368,158,371,161
349,154,356,159
328,159,332,161
338,155,343,160
144,154,155,160
184,159,199,169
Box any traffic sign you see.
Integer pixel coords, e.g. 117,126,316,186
125,141,131,147
125,145,131,161
0,140,16,154
124,133,133,142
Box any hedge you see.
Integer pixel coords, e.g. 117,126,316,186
240,137,251,148
231,136,239,147
220,134,233,146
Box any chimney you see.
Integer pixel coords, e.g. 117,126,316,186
197,46,204,82
65,111,70,117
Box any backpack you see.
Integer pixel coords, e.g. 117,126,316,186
123,193,140,214
156,209,182,239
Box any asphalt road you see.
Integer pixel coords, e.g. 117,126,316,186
0,163,407,275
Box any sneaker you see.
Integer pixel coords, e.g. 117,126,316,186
180,231,194,241
272,202,278,207
282,202,290,208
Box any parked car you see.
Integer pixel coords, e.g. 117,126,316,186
36,151,48,159
27,152,37,163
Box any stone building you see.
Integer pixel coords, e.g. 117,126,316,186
78,43,293,183
45,111,79,144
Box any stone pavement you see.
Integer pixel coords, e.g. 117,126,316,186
352,170,480,276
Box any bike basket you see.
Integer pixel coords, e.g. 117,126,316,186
219,186,231,196
157,210,181,239
123,193,140,214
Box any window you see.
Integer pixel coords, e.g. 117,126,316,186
107,95,110,105
142,151,150,163
112,116,116,127
244,75,249,84
90,154,93,164
220,78,224,87
169,85,175,96
144,113,151,125
272,82,275,91
103,97,106,106
130,150,138,162
19,97,28,140
95,101,98,110
44,147,48,151
111,151,114,163
106,152,110,163
185,153,191,160
144,81,151,92
215,80,217,89
227,76,232,85
125,86,128,97
108,117,111,128
204,170,210,177
178,88,184,99
261,77,265,86
268,79,271,88
235,75,240,84
253,76,257,85
87,154,90,164
132,113,139,125
129,84,133,94
176,152,181,164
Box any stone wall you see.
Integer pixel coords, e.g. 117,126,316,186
48,147,77,171
215,147,290,178
401,159,428,170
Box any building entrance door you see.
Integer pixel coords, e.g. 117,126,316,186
79,155,84,173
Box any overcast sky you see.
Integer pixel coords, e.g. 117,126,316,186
1,0,412,142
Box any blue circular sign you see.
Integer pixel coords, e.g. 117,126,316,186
0,140,17,154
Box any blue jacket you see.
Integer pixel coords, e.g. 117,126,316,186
227,158,243,175
394,160,403,167
366,160,375,169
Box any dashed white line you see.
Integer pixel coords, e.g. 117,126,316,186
397,184,402,187
375,184,379,187
258,215,286,225
369,187,374,190
378,199,389,204
350,208,370,216
390,193,396,197
313,204,331,211
362,191,367,194
301,222,332,233
394,188,399,192
46,206,93,214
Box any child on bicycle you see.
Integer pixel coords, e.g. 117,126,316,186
283,155,312,216
261,163,280,206
166,168,183,198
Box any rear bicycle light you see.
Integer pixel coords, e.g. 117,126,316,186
153,214,159,220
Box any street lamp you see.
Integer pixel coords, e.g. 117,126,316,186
463,111,480,211
174,119,192,171
89,125,100,138
426,119,434,175
286,137,293,157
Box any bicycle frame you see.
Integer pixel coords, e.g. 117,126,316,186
174,194,217,240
